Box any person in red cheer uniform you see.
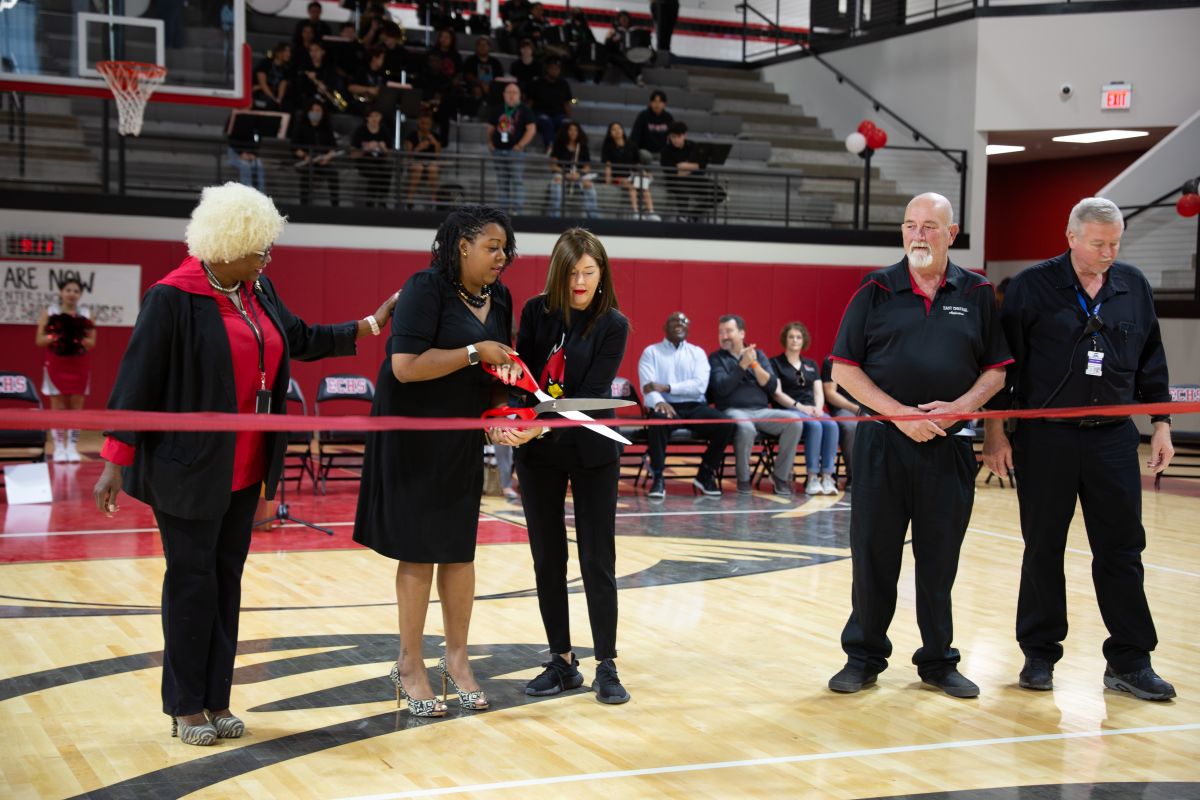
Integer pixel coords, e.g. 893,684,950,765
35,277,97,462
93,182,398,746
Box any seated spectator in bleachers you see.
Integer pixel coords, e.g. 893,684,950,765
379,21,413,79
430,27,464,84
253,42,292,112
227,120,265,193
509,38,541,97
498,0,533,52
417,50,458,143
358,1,390,47
351,108,392,208
298,41,348,112
708,314,802,496
294,2,331,49
770,322,840,496
639,311,732,499
660,121,722,221
518,3,551,52
487,82,536,215
416,0,457,33
529,57,573,149
329,23,367,78
821,355,857,488
292,100,341,206
602,10,645,86
403,112,443,209
348,48,389,115
548,122,598,218
602,122,659,220
561,9,603,84
462,37,505,118
631,90,674,163
292,22,318,72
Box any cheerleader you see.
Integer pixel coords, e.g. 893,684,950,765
35,278,96,462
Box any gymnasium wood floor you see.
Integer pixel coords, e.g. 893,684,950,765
2,442,1198,799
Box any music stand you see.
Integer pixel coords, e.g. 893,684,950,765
696,141,733,167
226,109,290,143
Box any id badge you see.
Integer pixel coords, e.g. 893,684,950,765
255,389,272,414
1085,350,1104,377
500,131,509,144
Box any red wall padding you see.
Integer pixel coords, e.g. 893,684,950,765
985,151,1144,263
1,236,878,409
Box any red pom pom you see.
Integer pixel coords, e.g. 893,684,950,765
1176,193,1200,218
857,119,876,136
866,127,888,150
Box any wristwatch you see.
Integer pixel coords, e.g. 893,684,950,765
466,343,481,366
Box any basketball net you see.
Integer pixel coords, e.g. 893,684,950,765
96,60,168,137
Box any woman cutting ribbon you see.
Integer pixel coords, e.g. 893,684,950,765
354,206,531,717
502,228,631,704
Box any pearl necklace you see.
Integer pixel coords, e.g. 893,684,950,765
202,261,242,295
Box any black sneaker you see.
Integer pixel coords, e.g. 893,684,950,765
828,665,878,693
525,654,584,696
1019,657,1054,691
592,658,630,704
692,470,722,496
921,668,980,698
736,480,753,494
647,474,666,499
1103,666,1176,701
772,476,794,496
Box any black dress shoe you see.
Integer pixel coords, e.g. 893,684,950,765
1103,666,1176,701
647,474,666,499
736,480,753,494
828,665,878,693
692,470,722,496
772,476,794,496
921,668,980,698
1019,657,1054,691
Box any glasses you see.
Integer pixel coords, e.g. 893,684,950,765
253,248,272,264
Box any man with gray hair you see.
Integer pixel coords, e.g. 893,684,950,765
828,193,1011,698
983,196,1176,700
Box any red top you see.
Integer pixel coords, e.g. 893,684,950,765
101,257,285,491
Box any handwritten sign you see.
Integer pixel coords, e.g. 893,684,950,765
0,262,142,326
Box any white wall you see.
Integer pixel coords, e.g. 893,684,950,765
973,7,1200,132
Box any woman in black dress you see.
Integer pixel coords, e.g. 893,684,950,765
506,228,631,704
354,206,532,716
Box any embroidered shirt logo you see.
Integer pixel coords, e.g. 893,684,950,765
942,305,970,316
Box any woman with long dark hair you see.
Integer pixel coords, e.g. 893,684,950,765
507,228,631,704
354,206,533,716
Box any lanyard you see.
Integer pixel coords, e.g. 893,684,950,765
231,285,267,390
1074,286,1101,317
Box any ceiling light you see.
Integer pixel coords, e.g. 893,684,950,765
1051,130,1149,144
986,145,1026,156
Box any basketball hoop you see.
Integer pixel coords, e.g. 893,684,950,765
96,60,168,137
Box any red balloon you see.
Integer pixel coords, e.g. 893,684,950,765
857,119,876,135
866,127,888,150
1177,193,1200,218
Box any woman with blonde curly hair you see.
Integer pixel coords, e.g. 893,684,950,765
93,183,398,746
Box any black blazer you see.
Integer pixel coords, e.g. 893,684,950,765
514,296,629,468
106,273,357,519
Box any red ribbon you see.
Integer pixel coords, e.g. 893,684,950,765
0,402,1194,433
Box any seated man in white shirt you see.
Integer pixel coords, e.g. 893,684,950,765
639,311,734,498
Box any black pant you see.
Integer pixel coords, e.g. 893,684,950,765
516,443,620,660
652,0,680,52
1013,419,1157,672
646,401,733,476
840,422,976,676
153,483,260,716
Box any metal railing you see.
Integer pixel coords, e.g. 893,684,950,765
1120,183,1200,303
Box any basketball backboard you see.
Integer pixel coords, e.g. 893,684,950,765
0,0,248,107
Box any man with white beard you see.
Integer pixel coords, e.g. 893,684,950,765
826,193,1012,698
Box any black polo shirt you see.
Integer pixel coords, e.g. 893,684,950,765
770,354,820,406
831,259,1012,409
987,251,1170,417
707,349,779,410
821,355,857,407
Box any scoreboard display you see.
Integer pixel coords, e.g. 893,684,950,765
4,233,64,259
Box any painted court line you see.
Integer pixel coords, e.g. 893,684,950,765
340,723,1200,799
969,527,1200,579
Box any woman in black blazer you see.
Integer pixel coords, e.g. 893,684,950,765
93,183,397,746
505,228,631,704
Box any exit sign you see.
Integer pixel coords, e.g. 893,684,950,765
1101,82,1132,110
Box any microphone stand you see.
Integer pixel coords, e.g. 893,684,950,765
254,459,335,536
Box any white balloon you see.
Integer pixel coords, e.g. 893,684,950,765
845,132,867,154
